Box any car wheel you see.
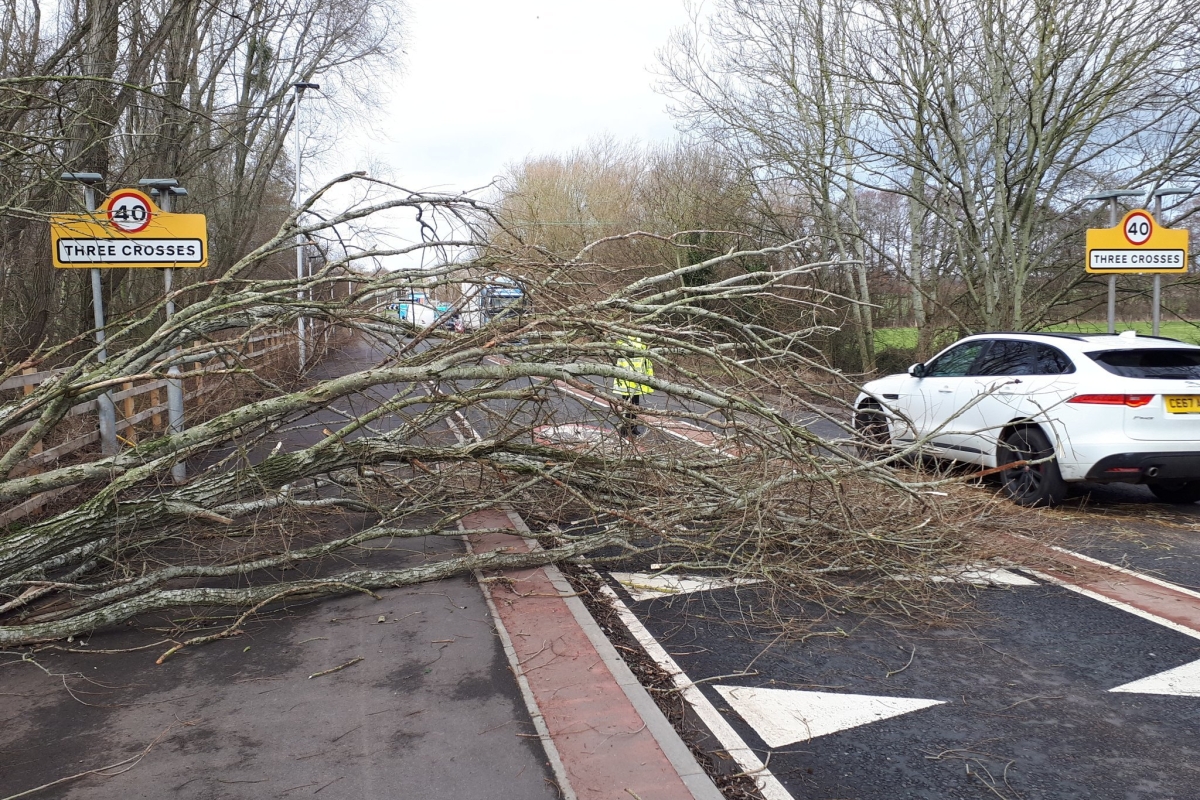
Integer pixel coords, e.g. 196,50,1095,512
997,427,1066,507
854,403,891,459
1148,481,1200,504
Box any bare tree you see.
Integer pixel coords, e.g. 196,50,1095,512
660,0,1200,351
0,174,1005,653
660,0,878,370
0,0,401,360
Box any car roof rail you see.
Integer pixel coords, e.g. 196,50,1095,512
973,330,1088,341
1079,332,1186,343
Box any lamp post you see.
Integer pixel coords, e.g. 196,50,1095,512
62,171,118,456
293,81,320,372
140,178,188,482
1151,187,1191,336
1084,189,1141,333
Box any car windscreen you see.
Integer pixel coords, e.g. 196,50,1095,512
1087,348,1200,379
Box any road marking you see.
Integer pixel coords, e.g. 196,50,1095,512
926,566,1037,586
609,572,763,601
891,565,1037,586
595,580,796,800
1110,658,1200,697
550,377,733,454
482,354,735,455
1013,534,1200,637
611,565,1031,603
713,686,945,747
532,423,613,446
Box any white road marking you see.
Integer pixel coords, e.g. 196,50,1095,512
1019,560,1200,695
532,423,613,446
885,564,1039,587
552,378,732,453
714,686,945,747
609,572,763,602
483,353,733,454
1110,658,1200,697
927,566,1037,586
595,581,796,800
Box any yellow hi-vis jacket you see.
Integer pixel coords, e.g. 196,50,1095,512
613,336,654,396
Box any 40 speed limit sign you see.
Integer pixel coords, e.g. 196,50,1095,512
106,190,153,233
1123,210,1153,245
50,188,208,269
1086,209,1189,274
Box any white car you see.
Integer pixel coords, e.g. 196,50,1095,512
854,331,1200,506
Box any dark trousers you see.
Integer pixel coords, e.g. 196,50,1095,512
618,393,641,438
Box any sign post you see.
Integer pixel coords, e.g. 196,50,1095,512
51,188,207,269
140,179,190,483
1086,203,1189,334
1084,190,1141,333
61,172,118,456
1151,188,1191,335
52,184,207,471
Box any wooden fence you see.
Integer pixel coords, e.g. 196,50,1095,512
0,330,294,524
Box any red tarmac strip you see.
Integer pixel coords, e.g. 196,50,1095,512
464,508,709,800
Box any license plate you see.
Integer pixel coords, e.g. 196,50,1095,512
1165,395,1200,414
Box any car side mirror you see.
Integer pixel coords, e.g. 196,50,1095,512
908,363,927,378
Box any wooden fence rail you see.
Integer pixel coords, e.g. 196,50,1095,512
0,330,294,524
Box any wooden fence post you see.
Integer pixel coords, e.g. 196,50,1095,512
150,385,163,431
121,381,137,445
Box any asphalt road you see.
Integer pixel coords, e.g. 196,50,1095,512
467,345,1200,800
606,571,1200,799
310,334,1200,800
0,337,561,800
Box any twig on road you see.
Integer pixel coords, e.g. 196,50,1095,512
308,657,363,680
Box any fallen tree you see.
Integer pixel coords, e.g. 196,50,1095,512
0,173,1020,653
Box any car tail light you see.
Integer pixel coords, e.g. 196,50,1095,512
1068,394,1154,408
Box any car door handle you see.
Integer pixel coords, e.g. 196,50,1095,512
938,387,954,394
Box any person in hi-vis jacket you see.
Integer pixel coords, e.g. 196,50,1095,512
612,336,653,438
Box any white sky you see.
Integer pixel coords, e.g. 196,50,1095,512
364,0,688,190
315,0,692,268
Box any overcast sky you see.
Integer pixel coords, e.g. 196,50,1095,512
355,0,691,191
314,0,692,268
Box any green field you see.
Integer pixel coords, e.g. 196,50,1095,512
875,321,1200,352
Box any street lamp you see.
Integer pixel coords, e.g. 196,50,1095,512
293,81,320,372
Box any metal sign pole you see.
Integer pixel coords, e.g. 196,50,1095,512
162,191,185,482
1153,194,1163,337
1108,199,1118,334
142,179,188,482
1086,189,1141,335
78,181,119,456
1149,188,1190,337
163,272,186,481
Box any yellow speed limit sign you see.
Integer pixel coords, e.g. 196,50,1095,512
51,188,208,269
1086,209,1188,274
